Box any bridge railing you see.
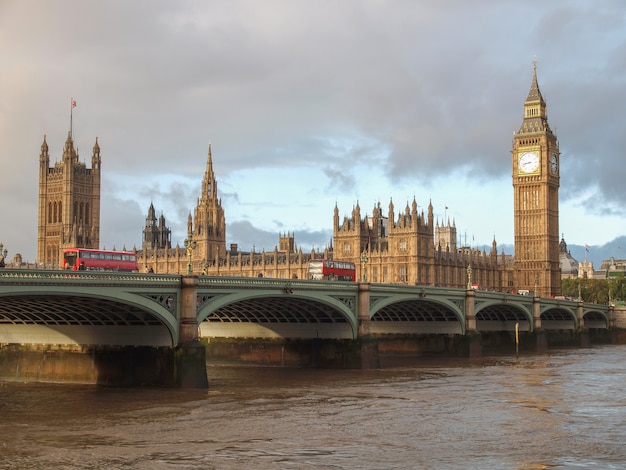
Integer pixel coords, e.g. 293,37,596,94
196,275,359,292
368,284,470,298
0,268,181,286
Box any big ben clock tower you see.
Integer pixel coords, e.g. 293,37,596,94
512,60,561,297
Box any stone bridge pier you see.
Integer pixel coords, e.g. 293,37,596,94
177,275,209,388
464,288,482,357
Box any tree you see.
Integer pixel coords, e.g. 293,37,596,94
610,275,626,303
561,278,613,304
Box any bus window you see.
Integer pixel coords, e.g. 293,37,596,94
64,251,77,268
308,260,324,280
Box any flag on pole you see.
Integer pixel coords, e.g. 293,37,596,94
585,244,590,253
70,97,76,138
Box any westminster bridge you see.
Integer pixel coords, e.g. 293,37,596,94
0,269,615,386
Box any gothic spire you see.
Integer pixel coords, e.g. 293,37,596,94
147,202,156,221
40,134,49,164
202,142,217,200
91,136,101,169
525,57,546,106
63,130,77,163
519,57,552,135
41,134,48,154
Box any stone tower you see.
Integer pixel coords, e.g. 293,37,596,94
436,217,457,251
512,61,561,297
279,232,296,253
37,132,101,268
333,201,386,259
192,144,226,263
142,203,171,250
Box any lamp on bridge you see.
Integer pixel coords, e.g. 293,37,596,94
184,235,197,275
534,277,538,297
0,242,7,268
466,263,472,290
360,252,368,282
216,246,220,275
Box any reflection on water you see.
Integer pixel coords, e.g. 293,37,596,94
2,347,626,469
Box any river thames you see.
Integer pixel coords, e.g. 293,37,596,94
1,345,625,469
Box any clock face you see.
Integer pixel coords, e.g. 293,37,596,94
518,151,540,173
550,153,558,174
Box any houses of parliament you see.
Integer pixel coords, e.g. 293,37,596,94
36,65,562,297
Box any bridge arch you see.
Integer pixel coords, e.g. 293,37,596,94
369,294,465,335
474,300,533,332
0,286,178,346
197,290,358,339
539,304,578,330
582,308,609,329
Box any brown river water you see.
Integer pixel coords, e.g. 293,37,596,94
1,346,626,469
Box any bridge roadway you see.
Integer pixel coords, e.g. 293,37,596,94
0,269,611,347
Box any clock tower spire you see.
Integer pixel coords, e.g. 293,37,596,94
512,59,561,297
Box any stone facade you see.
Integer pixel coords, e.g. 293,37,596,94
36,65,562,292
332,199,512,288
137,146,328,277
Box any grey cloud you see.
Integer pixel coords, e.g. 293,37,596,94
3,0,626,261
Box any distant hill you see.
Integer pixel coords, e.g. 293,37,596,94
487,236,626,270
567,236,626,269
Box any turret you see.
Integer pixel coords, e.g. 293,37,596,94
62,131,77,164
40,135,49,169
427,199,434,230
148,203,157,224
92,137,101,170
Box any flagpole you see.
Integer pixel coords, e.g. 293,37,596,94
70,97,73,139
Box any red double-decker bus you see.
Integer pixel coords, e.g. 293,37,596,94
63,248,139,272
307,259,356,281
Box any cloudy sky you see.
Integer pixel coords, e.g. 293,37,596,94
1,1,625,265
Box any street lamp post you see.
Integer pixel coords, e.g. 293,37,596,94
0,242,7,268
184,234,196,275
466,263,472,290
534,277,539,298
360,252,368,282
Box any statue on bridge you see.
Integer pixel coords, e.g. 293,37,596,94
0,242,7,268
